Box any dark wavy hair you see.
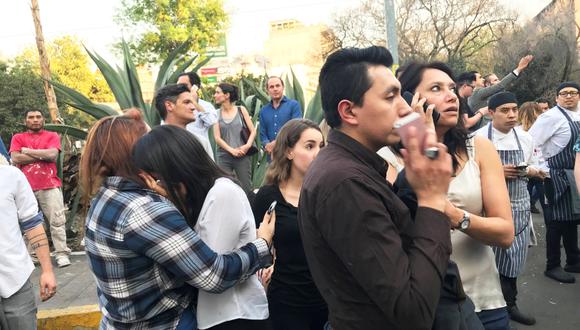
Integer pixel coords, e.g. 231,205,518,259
132,125,230,227
398,61,468,172
178,71,202,89
319,46,394,128
218,83,239,103
154,83,191,120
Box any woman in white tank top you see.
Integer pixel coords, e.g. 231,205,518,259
399,62,514,330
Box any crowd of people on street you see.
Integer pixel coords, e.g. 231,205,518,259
1,44,580,330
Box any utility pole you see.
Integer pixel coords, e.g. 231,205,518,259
384,0,399,66
30,0,61,123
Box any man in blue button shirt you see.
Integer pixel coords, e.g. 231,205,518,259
259,76,302,155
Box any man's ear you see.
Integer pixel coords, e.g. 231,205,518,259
164,100,174,113
337,100,358,126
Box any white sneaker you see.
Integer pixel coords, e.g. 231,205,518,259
56,255,71,268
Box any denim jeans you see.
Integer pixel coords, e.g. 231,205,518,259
476,307,510,330
0,278,37,330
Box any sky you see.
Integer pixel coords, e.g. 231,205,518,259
0,0,552,62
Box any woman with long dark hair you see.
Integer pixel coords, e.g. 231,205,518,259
213,83,256,193
397,62,514,330
133,125,270,330
81,110,275,330
253,119,328,330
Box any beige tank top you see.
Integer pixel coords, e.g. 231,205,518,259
448,137,506,312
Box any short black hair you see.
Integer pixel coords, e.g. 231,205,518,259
319,46,393,128
218,83,239,102
24,109,45,118
154,84,191,120
456,72,476,86
535,98,550,105
178,71,201,89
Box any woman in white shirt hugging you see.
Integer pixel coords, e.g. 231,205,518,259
133,125,270,330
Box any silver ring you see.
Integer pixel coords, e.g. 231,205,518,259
424,147,439,159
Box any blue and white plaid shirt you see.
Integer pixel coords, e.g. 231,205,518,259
85,177,270,329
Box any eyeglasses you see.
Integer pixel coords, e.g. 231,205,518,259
558,91,579,97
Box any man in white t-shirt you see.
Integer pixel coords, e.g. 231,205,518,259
529,82,580,284
0,165,56,329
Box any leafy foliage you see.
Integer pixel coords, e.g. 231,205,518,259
47,40,207,131
0,62,47,146
115,0,228,64
13,36,115,129
492,6,580,102
329,0,517,72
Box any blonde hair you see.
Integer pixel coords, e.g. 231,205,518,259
264,119,323,185
518,102,542,131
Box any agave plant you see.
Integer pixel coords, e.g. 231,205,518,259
42,41,208,239
45,41,209,137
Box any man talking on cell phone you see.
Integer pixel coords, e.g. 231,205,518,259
297,46,454,329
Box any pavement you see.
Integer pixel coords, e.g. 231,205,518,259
30,211,580,329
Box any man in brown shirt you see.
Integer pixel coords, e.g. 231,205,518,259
298,46,454,329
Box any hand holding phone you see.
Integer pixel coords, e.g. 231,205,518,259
403,91,440,124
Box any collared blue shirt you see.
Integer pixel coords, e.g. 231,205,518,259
85,176,270,329
259,96,302,146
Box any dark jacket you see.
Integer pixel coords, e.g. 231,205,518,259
298,129,452,330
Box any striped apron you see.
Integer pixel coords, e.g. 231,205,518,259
487,124,531,277
547,106,580,222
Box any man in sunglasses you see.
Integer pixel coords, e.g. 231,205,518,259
529,82,580,284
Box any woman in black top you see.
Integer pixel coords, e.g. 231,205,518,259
253,119,327,330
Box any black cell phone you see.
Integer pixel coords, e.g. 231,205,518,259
403,91,440,124
514,165,528,170
267,201,277,215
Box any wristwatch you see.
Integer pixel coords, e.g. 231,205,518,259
457,211,471,231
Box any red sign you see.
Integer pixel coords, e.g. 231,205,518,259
201,67,218,75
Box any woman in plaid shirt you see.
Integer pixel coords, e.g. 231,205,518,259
80,109,275,330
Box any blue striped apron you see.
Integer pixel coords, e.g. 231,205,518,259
547,106,580,222
487,124,531,277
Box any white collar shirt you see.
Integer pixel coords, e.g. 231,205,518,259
528,106,580,160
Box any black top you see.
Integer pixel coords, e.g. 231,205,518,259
298,129,452,330
253,184,327,308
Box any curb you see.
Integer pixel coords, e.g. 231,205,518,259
37,305,101,330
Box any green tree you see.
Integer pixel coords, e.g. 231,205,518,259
14,36,115,129
492,4,580,102
116,0,228,64
329,0,517,73
0,61,47,146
